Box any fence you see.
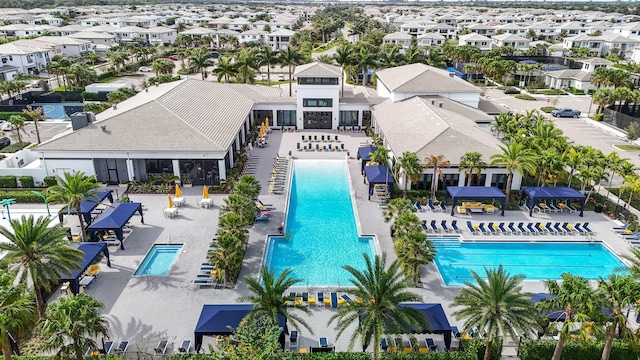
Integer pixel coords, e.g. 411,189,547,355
603,107,640,130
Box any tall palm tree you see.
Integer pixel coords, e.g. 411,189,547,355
234,175,262,202
328,253,425,360
258,46,279,86
38,294,109,360
22,105,43,144
368,147,389,166
0,270,36,360
620,175,640,209
452,266,538,360
381,198,414,223
278,46,304,96
209,233,244,287
0,216,83,316
334,43,355,97
240,266,313,333
394,230,435,285
597,274,640,360
7,115,26,144
47,171,100,243
213,57,238,83
234,48,260,84
424,154,450,200
393,152,423,198
189,47,213,80
356,47,377,87
490,142,536,199
537,273,600,360
459,151,486,187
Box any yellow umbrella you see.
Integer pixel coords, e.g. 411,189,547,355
265,117,269,128
167,194,173,208
203,185,209,198
175,184,182,198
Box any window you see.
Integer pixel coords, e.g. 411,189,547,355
277,110,296,126
339,111,358,126
491,174,507,189
303,98,332,107
298,77,339,85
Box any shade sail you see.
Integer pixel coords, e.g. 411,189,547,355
446,186,507,216
194,304,286,351
58,190,114,224
364,165,395,200
59,242,110,294
399,303,452,349
520,186,586,217
87,202,144,250
358,146,379,172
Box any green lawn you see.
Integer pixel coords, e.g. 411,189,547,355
614,144,640,151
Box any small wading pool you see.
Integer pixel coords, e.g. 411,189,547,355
134,244,183,276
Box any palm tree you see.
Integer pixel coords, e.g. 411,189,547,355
356,47,377,87
334,43,354,97
38,294,109,360
620,175,640,209
537,273,600,360
0,270,36,360
368,147,389,166
258,46,279,86
394,230,435,285
424,154,450,200
381,198,414,223
46,171,100,242
240,266,313,333
209,233,244,287
452,266,538,360
278,46,304,96
7,115,26,144
490,142,536,199
22,105,43,144
328,253,425,360
235,48,260,84
234,175,262,202
189,47,213,80
393,152,423,198
597,274,640,360
220,195,255,226
0,216,83,316
213,57,237,83
459,151,486,186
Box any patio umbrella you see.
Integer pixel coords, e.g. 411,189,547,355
203,185,209,199
167,195,173,208
265,117,269,128
175,185,182,198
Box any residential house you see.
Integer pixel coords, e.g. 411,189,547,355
544,58,612,93
495,23,526,36
492,33,530,51
382,32,412,49
458,33,493,52
238,29,265,45
400,22,434,37
113,26,145,44
429,23,457,40
68,31,117,55
267,28,294,50
229,18,251,32
0,41,53,76
0,24,54,37
139,26,177,46
467,23,497,38
417,33,445,48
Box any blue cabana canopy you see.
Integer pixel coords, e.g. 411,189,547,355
400,303,452,350
59,242,111,295
58,190,114,224
520,186,586,217
357,146,378,173
88,202,143,249
446,186,506,216
364,165,395,200
194,304,286,351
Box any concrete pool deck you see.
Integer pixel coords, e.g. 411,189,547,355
53,129,639,356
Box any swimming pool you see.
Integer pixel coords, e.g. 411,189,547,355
134,244,183,276
432,238,626,286
265,160,376,286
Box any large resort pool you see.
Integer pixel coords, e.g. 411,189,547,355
265,160,376,286
432,238,626,286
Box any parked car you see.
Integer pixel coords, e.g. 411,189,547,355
168,55,179,61
0,136,11,150
278,74,285,81
504,87,521,94
0,121,14,131
138,66,152,72
551,108,581,118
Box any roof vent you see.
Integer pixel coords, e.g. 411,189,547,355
112,104,117,110
431,99,435,105
101,125,107,132
449,72,455,78
439,102,443,108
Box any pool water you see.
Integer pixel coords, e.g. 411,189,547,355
433,238,626,286
32,103,84,120
134,244,183,276
265,160,376,286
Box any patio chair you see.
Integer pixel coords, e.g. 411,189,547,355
179,340,191,353
321,135,326,142
341,294,353,304
426,338,437,351
387,338,397,353
517,222,528,235
573,223,585,235
154,340,168,354
439,201,447,212
316,144,321,151
451,220,462,233
340,143,345,151
526,223,537,235
546,222,556,234
534,222,546,235
621,231,640,239
255,214,270,222
498,223,508,234
380,338,388,352
466,221,477,234
554,222,566,235
451,326,461,338
582,222,594,234
430,220,439,233
335,135,340,142
331,292,339,308
415,201,425,212
313,135,318,142
115,341,129,355
478,223,489,234
427,199,438,212
567,204,578,213
612,223,630,233
421,220,430,233
486,222,497,235
441,220,451,233
319,337,328,348
102,341,114,355
317,292,325,308
290,331,298,349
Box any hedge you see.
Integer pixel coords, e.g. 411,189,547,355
97,71,115,81
0,175,17,188
3,142,32,153
168,352,477,360
18,176,34,188
0,191,45,203
0,112,28,121
82,91,100,101
43,176,57,187
520,339,640,360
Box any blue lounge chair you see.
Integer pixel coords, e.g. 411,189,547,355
381,338,388,352
561,222,574,234
517,222,528,235
290,331,298,349
466,221,477,234
486,222,497,235
255,214,270,222
426,338,437,351
451,220,462,233
155,340,168,354
439,202,447,212
552,222,564,235
612,223,630,233
415,201,425,212
533,222,545,235
582,222,593,234
498,223,507,234
341,294,353,303
441,220,450,233
319,338,328,348
340,143,345,151
427,199,437,212
526,223,537,235
478,223,488,234
103,341,114,355
622,231,640,239
545,222,556,234
421,220,429,233
179,340,191,353
567,204,578,213
331,292,339,308
115,342,129,355
573,223,585,235
430,220,439,233
317,292,325,307
507,222,517,234
451,326,461,338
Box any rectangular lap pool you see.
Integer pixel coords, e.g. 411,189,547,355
433,238,626,286
265,160,376,286
134,244,183,276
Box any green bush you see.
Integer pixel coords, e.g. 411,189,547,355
148,74,181,85
97,71,115,81
568,87,586,95
0,112,28,121
531,89,566,95
43,176,57,187
177,68,196,75
83,102,111,114
81,91,100,101
0,176,17,188
3,142,32,153
0,191,45,202
514,94,537,101
539,106,557,113
594,113,604,121
18,176,34,188
462,339,502,360
520,339,640,360
169,352,476,360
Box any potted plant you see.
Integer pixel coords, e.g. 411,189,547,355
183,178,193,188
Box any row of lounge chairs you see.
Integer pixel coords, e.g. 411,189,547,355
289,331,333,352
269,155,288,194
422,220,463,233
152,339,191,354
297,143,346,152
302,135,341,142
528,201,578,214
613,224,640,245
102,341,129,355
465,221,593,235
286,291,356,308
338,125,362,132
381,336,438,353
241,153,259,176
415,199,447,213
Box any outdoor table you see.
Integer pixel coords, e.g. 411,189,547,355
163,207,178,218
469,208,484,214
199,198,214,208
173,197,185,207
79,276,96,287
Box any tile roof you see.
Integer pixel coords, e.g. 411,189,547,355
294,62,342,77
376,63,481,94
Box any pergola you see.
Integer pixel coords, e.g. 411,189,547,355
59,242,111,294
520,186,586,217
88,202,144,249
58,190,114,224
364,165,395,200
357,145,378,173
446,186,507,216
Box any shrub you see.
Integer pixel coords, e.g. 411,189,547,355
81,91,100,101
462,338,502,360
43,176,57,187
520,339,640,360
594,112,604,121
539,106,557,113
0,112,28,121
177,68,196,75
568,87,586,95
2,142,32,153
148,74,181,85
0,190,44,202
514,94,537,101
18,176,34,188
83,102,111,114
0,176,17,188
97,71,115,81
531,89,566,95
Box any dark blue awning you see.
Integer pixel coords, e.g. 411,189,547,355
446,186,507,216
87,202,143,249
358,146,379,173
400,303,452,349
59,190,113,224
59,242,111,294
364,165,395,200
